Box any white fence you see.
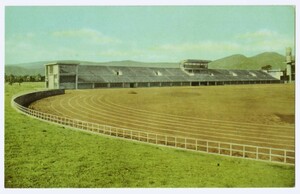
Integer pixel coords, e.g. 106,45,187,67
12,96,295,165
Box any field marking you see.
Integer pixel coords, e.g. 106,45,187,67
88,94,294,141
96,94,294,136
93,95,294,139
60,94,294,149
102,95,294,130
32,91,295,150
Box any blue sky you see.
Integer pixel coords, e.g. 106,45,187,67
5,6,295,64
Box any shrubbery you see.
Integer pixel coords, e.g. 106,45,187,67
5,74,45,85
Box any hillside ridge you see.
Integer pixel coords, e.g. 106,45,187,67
5,52,287,76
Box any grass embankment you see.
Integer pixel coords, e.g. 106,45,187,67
5,82,295,187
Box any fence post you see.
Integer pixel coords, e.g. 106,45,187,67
256,147,258,159
185,138,187,149
156,134,158,144
269,148,272,161
230,144,232,156
218,142,221,154
196,140,198,151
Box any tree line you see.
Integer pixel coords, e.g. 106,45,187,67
5,74,45,85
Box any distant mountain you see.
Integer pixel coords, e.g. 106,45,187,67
250,52,286,70
5,52,288,76
5,60,180,76
5,65,45,76
209,52,286,70
208,54,256,70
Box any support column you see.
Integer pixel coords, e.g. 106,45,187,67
75,64,79,89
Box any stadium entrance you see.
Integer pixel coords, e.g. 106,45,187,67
130,83,135,88
191,82,199,86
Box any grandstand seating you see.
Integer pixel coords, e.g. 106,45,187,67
79,65,114,75
59,63,279,88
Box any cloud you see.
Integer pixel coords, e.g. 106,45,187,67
5,28,295,64
153,41,241,53
235,29,279,40
52,28,121,44
145,29,294,61
235,29,294,54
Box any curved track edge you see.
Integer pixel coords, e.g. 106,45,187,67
11,89,295,165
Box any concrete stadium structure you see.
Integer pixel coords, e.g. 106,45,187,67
45,59,280,90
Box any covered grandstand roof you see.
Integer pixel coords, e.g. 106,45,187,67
181,59,212,63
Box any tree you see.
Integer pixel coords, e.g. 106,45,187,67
261,65,272,70
35,74,42,82
8,74,15,85
16,76,23,85
6,73,45,84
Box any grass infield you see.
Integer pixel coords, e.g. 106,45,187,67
5,82,295,188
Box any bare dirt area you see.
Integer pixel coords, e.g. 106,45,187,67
30,84,295,151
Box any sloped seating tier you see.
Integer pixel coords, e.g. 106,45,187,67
79,66,114,75
72,65,277,83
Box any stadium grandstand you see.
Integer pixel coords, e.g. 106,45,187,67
45,59,280,89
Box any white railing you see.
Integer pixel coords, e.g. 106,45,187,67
12,96,295,165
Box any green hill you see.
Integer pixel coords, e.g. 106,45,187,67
209,52,286,70
5,65,45,76
5,52,288,76
250,52,286,70
208,54,257,70
5,60,179,76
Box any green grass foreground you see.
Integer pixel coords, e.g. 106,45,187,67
5,82,295,188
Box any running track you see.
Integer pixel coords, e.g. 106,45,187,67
31,89,295,151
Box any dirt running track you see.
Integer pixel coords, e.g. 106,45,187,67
30,85,295,151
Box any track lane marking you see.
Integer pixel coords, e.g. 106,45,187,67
67,94,294,149
93,95,294,139
103,95,294,130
